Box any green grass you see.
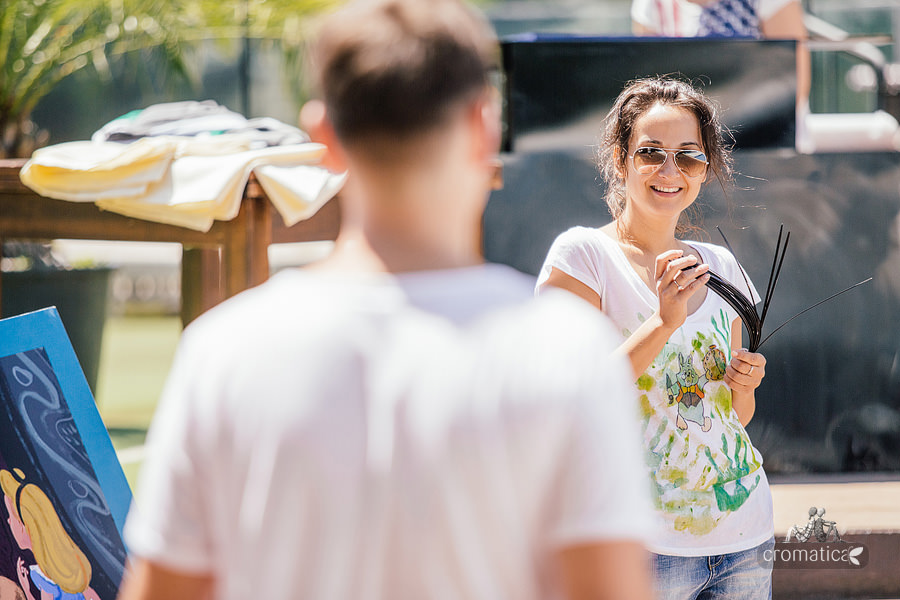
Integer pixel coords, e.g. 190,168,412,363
94,315,183,490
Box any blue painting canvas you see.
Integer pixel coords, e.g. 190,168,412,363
0,308,130,600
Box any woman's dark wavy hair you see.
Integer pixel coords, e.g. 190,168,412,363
597,75,734,236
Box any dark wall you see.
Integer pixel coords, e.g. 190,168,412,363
501,37,798,153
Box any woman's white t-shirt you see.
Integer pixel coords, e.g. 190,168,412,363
537,227,774,556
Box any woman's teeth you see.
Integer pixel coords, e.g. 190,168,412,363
652,185,680,193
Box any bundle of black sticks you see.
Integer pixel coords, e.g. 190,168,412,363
704,224,872,352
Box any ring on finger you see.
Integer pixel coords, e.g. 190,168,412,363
748,365,754,375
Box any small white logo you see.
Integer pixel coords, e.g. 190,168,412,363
785,506,843,543
847,546,864,566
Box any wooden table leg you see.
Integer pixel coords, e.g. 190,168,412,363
181,247,224,326
180,195,272,326
247,193,273,288
0,236,4,316
222,193,272,301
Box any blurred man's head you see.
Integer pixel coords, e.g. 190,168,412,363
305,0,499,163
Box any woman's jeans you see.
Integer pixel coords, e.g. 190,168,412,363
652,537,775,600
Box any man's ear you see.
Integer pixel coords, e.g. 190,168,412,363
480,89,502,159
467,89,502,164
299,100,347,173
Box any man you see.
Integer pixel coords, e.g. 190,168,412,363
116,1,653,599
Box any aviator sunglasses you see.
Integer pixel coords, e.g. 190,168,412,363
630,146,709,178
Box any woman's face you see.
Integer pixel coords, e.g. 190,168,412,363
621,102,707,224
3,495,30,551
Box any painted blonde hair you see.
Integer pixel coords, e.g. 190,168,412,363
0,468,92,595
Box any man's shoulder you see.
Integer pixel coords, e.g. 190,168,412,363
184,264,619,355
178,269,361,348
482,285,622,360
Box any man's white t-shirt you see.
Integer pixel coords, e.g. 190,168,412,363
124,263,652,600
631,0,797,38
538,228,774,556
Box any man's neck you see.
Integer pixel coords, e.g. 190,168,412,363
310,171,487,274
318,229,483,274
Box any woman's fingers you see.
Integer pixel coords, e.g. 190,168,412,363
655,250,685,280
674,263,710,290
685,270,711,291
726,349,766,389
654,252,710,339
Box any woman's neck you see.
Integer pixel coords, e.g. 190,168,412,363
614,209,681,258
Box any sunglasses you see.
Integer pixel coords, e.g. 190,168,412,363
630,146,709,178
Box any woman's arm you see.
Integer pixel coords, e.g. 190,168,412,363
760,0,811,110
540,249,709,378
630,0,661,36
540,267,605,312
726,318,766,426
632,21,658,36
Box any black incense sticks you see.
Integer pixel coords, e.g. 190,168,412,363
705,225,872,352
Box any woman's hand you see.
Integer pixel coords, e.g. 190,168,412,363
17,556,37,600
654,250,710,330
726,348,765,425
725,348,766,394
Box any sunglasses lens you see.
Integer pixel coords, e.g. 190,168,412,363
674,150,708,177
633,147,708,177
633,147,667,173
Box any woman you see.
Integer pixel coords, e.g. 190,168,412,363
537,76,774,599
631,0,803,39
631,0,810,132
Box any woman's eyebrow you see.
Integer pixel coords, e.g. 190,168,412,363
636,138,703,148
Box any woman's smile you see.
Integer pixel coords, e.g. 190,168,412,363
650,184,683,194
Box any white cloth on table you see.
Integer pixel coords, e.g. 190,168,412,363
20,136,345,232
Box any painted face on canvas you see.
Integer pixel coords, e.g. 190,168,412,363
3,495,29,551
622,103,707,222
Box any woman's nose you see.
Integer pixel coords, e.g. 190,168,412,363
657,152,680,176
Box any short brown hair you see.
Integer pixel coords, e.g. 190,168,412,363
308,0,499,148
598,76,733,235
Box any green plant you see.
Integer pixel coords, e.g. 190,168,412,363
0,0,341,158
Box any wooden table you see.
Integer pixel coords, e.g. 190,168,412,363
0,159,341,325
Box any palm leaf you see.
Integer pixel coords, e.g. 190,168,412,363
1,0,342,155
